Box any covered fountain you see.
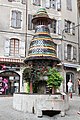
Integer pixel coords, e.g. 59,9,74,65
13,8,69,117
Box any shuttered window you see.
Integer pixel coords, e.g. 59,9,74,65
53,19,57,33
4,39,10,56
19,41,25,57
10,39,19,57
64,20,68,33
21,0,26,4
45,0,56,9
67,21,71,33
50,0,56,9
66,0,72,11
11,10,22,28
33,0,41,6
58,44,61,60
57,20,61,35
57,0,61,11
49,19,57,34
28,14,35,30
67,44,72,60
64,20,73,34
73,47,77,60
45,0,50,8
64,43,67,60
72,23,75,35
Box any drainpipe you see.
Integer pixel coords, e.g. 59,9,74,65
77,8,80,64
25,0,28,57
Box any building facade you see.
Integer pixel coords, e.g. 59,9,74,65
0,0,26,95
0,0,80,95
26,0,80,93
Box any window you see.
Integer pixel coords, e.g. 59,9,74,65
28,14,35,30
58,44,61,60
64,20,75,34
50,0,56,9
57,0,61,11
21,0,26,4
67,21,71,33
10,39,19,57
72,23,75,35
33,0,41,6
49,19,57,33
66,0,72,11
53,19,56,33
45,0,56,9
67,44,72,60
57,20,61,35
73,47,77,61
11,10,22,28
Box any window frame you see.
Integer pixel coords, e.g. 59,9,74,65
33,0,41,6
67,44,72,60
66,0,72,11
10,38,19,57
11,10,22,29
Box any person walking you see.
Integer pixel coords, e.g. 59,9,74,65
78,79,80,96
67,79,73,98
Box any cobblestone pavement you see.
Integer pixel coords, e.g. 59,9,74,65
0,94,80,120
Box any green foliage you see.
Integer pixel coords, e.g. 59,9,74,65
47,68,63,89
26,82,30,93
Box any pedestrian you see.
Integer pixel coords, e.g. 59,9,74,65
67,79,73,98
78,78,80,96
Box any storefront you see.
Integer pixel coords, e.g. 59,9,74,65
0,63,21,95
63,63,80,94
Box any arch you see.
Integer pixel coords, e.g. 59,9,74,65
0,71,20,95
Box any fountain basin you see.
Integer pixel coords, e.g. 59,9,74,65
13,93,69,117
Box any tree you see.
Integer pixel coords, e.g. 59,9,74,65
47,68,63,94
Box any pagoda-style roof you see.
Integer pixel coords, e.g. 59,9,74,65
24,8,60,64
32,8,52,24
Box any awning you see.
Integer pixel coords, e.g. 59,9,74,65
0,57,24,63
63,63,80,71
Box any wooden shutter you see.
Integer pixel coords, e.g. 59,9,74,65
19,41,25,57
17,11,21,28
57,0,61,11
45,0,50,8
73,47,77,60
53,19,56,33
31,0,33,4
67,0,72,10
33,0,40,5
72,23,75,35
64,20,68,33
11,11,16,27
51,0,56,9
56,20,61,35
28,14,33,30
58,44,61,60
64,43,67,60
4,39,10,56
67,44,71,60
21,0,26,4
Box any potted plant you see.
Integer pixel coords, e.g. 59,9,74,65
47,68,63,94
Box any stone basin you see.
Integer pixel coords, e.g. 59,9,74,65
13,93,69,117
